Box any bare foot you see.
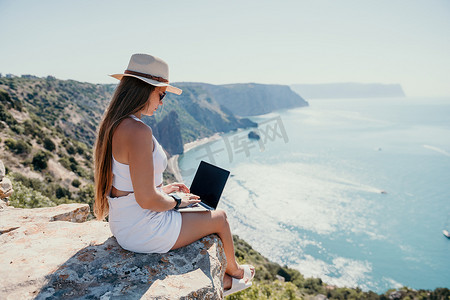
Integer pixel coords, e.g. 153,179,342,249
227,265,244,279
223,265,256,293
223,273,232,290
226,264,255,283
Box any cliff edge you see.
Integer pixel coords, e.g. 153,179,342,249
0,203,226,299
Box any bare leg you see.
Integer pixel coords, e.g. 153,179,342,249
171,209,246,278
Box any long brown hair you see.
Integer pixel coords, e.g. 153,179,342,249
93,77,156,220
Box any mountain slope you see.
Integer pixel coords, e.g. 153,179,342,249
178,82,309,116
0,75,302,207
0,80,97,208
0,75,114,146
144,82,258,153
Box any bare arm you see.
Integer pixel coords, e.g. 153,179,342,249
125,121,199,211
122,122,173,211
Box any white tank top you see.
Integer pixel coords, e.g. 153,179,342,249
112,115,167,191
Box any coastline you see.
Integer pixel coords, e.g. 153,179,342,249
183,133,222,153
167,133,222,183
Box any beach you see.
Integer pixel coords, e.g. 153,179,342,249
182,133,222,153
167,133,222,183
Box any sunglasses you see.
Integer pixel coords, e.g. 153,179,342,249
159,92,166,102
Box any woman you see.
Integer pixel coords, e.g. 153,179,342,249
93,53,254,296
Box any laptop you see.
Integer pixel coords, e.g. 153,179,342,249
175,161,230,212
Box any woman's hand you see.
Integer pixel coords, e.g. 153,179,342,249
162,182,190,194
179,193,201,208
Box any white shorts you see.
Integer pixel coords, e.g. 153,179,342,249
108,193,182,253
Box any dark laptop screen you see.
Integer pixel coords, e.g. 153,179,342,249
189,161,230,209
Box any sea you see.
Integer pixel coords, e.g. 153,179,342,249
178,97,450,293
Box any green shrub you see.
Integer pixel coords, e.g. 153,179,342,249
72,164,89,178
66,145,75,155
84,153,92,161
30,113,44,127
8,181,56,208
32,150,50,171
76,183,94,208
0,89,11,103
10,124,25,134
52,196,75,206
71,179,81,188
302,278,324,294
4,139,32,155
58,156,89,178
228,281,302,300
70,162,78,172
10,172,43,191
43,137,56,151
23,119,44,139
0,89,21,110
55,186,71,199
76,144,85,155
58,156,71,170
23,120,33,135
0,106,18,127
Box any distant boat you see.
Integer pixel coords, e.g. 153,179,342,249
443,230,450,239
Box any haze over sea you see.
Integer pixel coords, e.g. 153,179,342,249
178,97,450,293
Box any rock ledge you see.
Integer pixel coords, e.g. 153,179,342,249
0,204,226,299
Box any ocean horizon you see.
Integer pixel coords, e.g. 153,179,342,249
178,96,450,293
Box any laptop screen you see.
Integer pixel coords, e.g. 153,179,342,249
189,161,230,209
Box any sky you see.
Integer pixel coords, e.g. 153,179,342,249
0,0,449,97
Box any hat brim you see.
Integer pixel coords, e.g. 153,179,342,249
110,74,182,95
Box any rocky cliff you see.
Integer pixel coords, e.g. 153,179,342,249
178,82,309,117
150,110,184,155
0,203,227,299
143,82,259,154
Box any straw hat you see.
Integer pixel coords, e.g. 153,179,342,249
110,53,182,95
